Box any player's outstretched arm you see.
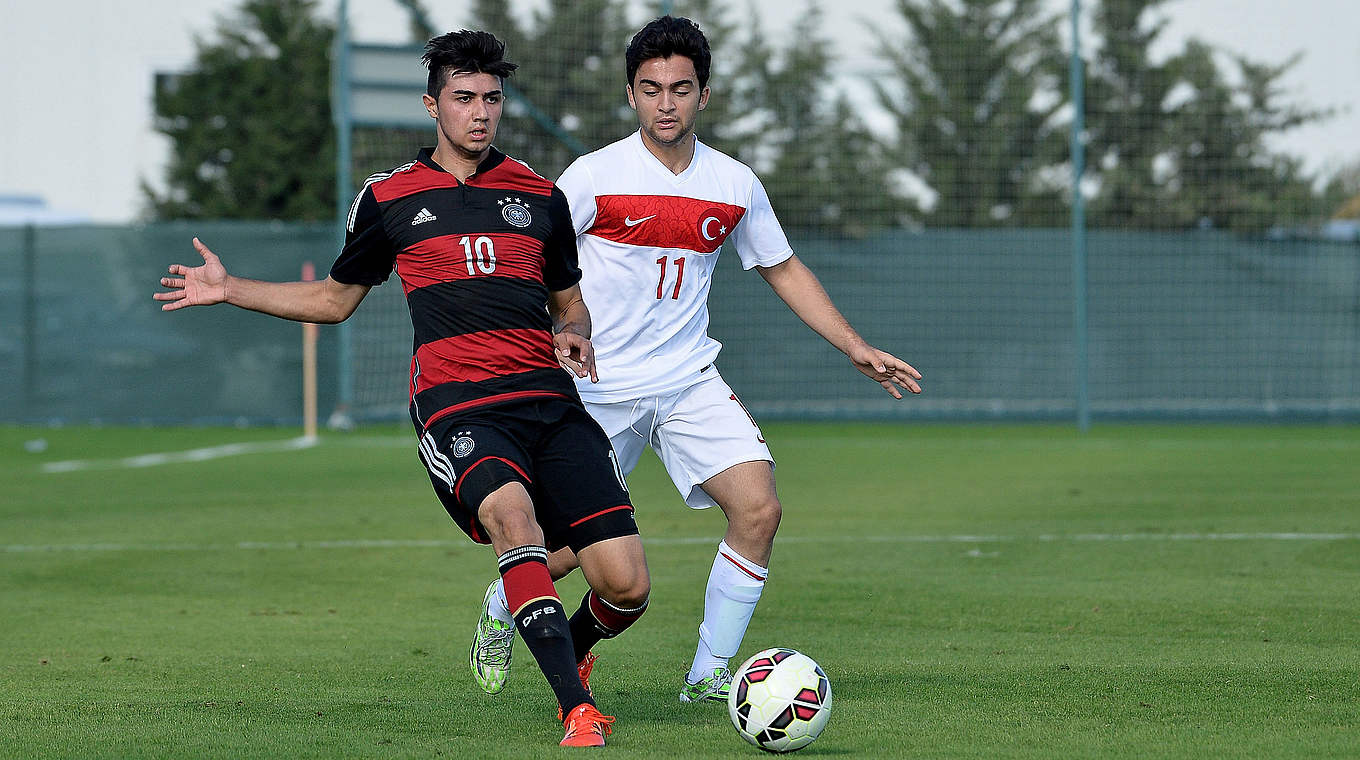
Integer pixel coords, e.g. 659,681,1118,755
155,237,370,324
757,254,922,398
548,284,598,383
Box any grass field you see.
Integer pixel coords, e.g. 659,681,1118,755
2,422,1357,759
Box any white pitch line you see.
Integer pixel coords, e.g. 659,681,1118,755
3,532,1356,554
41,437,320,474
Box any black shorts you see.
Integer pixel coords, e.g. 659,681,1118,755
412,397,636,554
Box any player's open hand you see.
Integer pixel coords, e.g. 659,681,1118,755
849,344,922,398
554,330,599,383
154,238,228,311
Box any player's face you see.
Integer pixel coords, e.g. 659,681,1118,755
627,55,709,150
423,71,504,161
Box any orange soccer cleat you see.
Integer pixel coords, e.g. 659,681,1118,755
559,702,615,747
557,652,599,721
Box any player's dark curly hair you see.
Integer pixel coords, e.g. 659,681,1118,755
422,30,518,97
625,16,711,90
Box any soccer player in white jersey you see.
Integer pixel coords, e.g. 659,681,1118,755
469,15,922,703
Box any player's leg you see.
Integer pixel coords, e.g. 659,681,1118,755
527,400,651,709
422,415,597,739
571,533,651,663
648,374,778,703
476,481,603,741
686,459,779,700
475,397,649,648
414,422,518,695
533,399,649,745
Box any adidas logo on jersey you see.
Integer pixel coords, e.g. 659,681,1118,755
411,208,437,225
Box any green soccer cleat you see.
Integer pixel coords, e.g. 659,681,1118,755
679,666,732,703
469,581,515,694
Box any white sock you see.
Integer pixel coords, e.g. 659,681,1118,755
487,578,514,625
687,541,767,683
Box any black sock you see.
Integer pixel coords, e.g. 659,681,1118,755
569,588,649,663
499,547,593,714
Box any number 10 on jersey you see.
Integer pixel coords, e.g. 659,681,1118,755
655,255,686,300
460,235,497,275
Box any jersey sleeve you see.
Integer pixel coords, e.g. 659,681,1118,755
555,158,598,237
543,186,583,292
731,173,795,271
329,185,396,285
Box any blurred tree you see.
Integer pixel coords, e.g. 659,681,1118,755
1319,160,1360,219
471,0,633,178
734,3,907,235
1083,0,1181,227
1171,43,1325,231
873,0,1069,227
1086,0,1329,231
143,0,334,221
668,0,750,160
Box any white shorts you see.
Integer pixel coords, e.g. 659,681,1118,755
583,370,773,509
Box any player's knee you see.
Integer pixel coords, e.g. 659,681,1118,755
617,577,651,611
740,494,782,539
478,499,538,545
597,568,650,610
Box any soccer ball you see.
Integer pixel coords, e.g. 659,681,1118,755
727,648,832,753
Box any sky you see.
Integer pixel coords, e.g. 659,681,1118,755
1,0,1356,223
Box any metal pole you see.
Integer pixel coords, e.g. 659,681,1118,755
660,0,674,14
332,0,355,419
1069,0,1090,432
22,224,37,410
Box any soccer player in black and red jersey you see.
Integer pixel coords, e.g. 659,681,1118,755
154,30,646,748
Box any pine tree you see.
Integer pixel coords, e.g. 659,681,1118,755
873,0,1068,227
143,0,334,221
1083,0,1182,227
667,0,750,160
1171,43,1324,231
1086,0,1330,230
471,0,633,178
734,3,906,235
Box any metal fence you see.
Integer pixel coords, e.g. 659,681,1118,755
1,223,1355,425
3,0,1355,426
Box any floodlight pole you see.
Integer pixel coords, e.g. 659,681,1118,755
1070,0,1090,432
333,0,356,420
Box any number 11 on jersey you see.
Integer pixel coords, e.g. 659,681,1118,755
655,255,686,300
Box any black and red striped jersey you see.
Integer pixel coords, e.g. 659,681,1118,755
330,147,582,429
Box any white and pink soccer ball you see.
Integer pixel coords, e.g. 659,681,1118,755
727,648,832,753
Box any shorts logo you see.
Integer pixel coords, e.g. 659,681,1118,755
499,197,532,228
452,434,476,458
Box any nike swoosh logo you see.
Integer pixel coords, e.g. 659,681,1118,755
623,215,656,227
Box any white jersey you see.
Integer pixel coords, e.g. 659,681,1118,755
558,130,794,402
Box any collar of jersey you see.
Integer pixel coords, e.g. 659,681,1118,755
416,146,507,184
631,130,702,185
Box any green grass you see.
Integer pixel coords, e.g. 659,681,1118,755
1,423,1357,758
